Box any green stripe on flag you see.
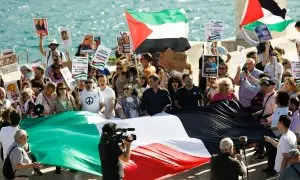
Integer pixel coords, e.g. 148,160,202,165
126,8,187,25
244,19,294,32
21,112,102,175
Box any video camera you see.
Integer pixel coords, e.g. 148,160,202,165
114,128,137,143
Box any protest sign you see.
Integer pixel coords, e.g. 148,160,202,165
80,34,94,54
0,53,19,75
254,24,272,42
205,20,224,42
158,48,190,73
1,49,14,56
33,18,48,36
237,46,246,66
4,81,19,102
92,45,112,70
72,57,88,80
60,67,77,91
117,32,132,54
291,61,300,79
202,55,219,77
59,26,72,48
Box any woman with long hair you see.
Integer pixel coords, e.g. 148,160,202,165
52,82,77,114
112,61,128,98
212,78,237,102
167,76,182,106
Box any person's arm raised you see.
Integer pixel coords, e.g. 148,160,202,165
39,35,46,57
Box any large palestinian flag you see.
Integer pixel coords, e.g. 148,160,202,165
125,9,191,53
240,0,293,32
22,112,210,180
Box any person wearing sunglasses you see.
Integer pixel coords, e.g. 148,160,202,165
115,84,142,119
112,61,128,98
79,77,104,114
264,50,283,89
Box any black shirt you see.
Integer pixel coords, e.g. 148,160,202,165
140,88,171,116
175,86,202,108
99,137,124,180
255,62,265,72
210,153,244,180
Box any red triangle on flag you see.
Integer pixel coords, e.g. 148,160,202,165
125,12,153,50
240,0,264,26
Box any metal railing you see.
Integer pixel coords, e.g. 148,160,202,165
17,49,29,64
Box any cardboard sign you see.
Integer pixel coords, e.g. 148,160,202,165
4,81,20,102
60,67,77,91
59,26,72,48
158,48,189,73
0,54,19,75
33,18,48,36
92,45,112,70
117,32,132,54
291,61,300,79
72,57,88,80
80,34,94,54
202,55,219,77
254,24,272,42
205,20,224,42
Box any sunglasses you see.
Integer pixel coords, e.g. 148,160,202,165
282,62,288,65
116,67,122,70
124,87,132,91
85,81,93,84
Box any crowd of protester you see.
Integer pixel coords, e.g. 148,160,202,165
0,22,299,179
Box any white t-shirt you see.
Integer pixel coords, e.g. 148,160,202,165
45,49,66,67
275,130,297,172
271,107,289,128
99,86,116,117
264,62,283,82
80,89,104,113
0,126,18,158
115,96,140,118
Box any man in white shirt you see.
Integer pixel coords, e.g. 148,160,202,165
80,77,104,114
98,75,116,119
39,36,67,67
264,52,283,89
0,109,21,158
264,115,297,175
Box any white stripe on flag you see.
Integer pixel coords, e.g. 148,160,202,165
146,22,189,39
258,8,292,24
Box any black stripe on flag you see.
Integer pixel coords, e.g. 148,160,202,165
259,0,286,19
135,38,191,53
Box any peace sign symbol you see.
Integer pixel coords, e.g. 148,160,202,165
85,97,94,105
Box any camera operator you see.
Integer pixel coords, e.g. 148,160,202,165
210,137,247,180
98,122,133,180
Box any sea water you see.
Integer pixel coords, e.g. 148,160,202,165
0,0,299,63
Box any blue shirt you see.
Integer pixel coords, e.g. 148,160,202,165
238,68,263,107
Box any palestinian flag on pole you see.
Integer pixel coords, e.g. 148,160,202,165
240,0,293,32
125,9,191,53
22,112,210,180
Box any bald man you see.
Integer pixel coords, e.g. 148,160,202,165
234,58,263,112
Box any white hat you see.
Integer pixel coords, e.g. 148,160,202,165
48,39,59,48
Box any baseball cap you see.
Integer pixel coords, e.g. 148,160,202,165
259,77,276,86
288,149,300,159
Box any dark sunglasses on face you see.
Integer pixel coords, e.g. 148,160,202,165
282,62,288,65
116,67,122,70
124,87,132,91
85,81,93,84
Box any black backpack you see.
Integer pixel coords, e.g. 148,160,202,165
2,146,18,179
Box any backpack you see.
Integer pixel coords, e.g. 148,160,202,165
2,146,18,179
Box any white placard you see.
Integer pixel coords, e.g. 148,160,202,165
205,20,224,42
291,61,300,79
60,67,77,91
92,45,112,70
59,26,72,48
72,57,88,80
237,46,246,66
